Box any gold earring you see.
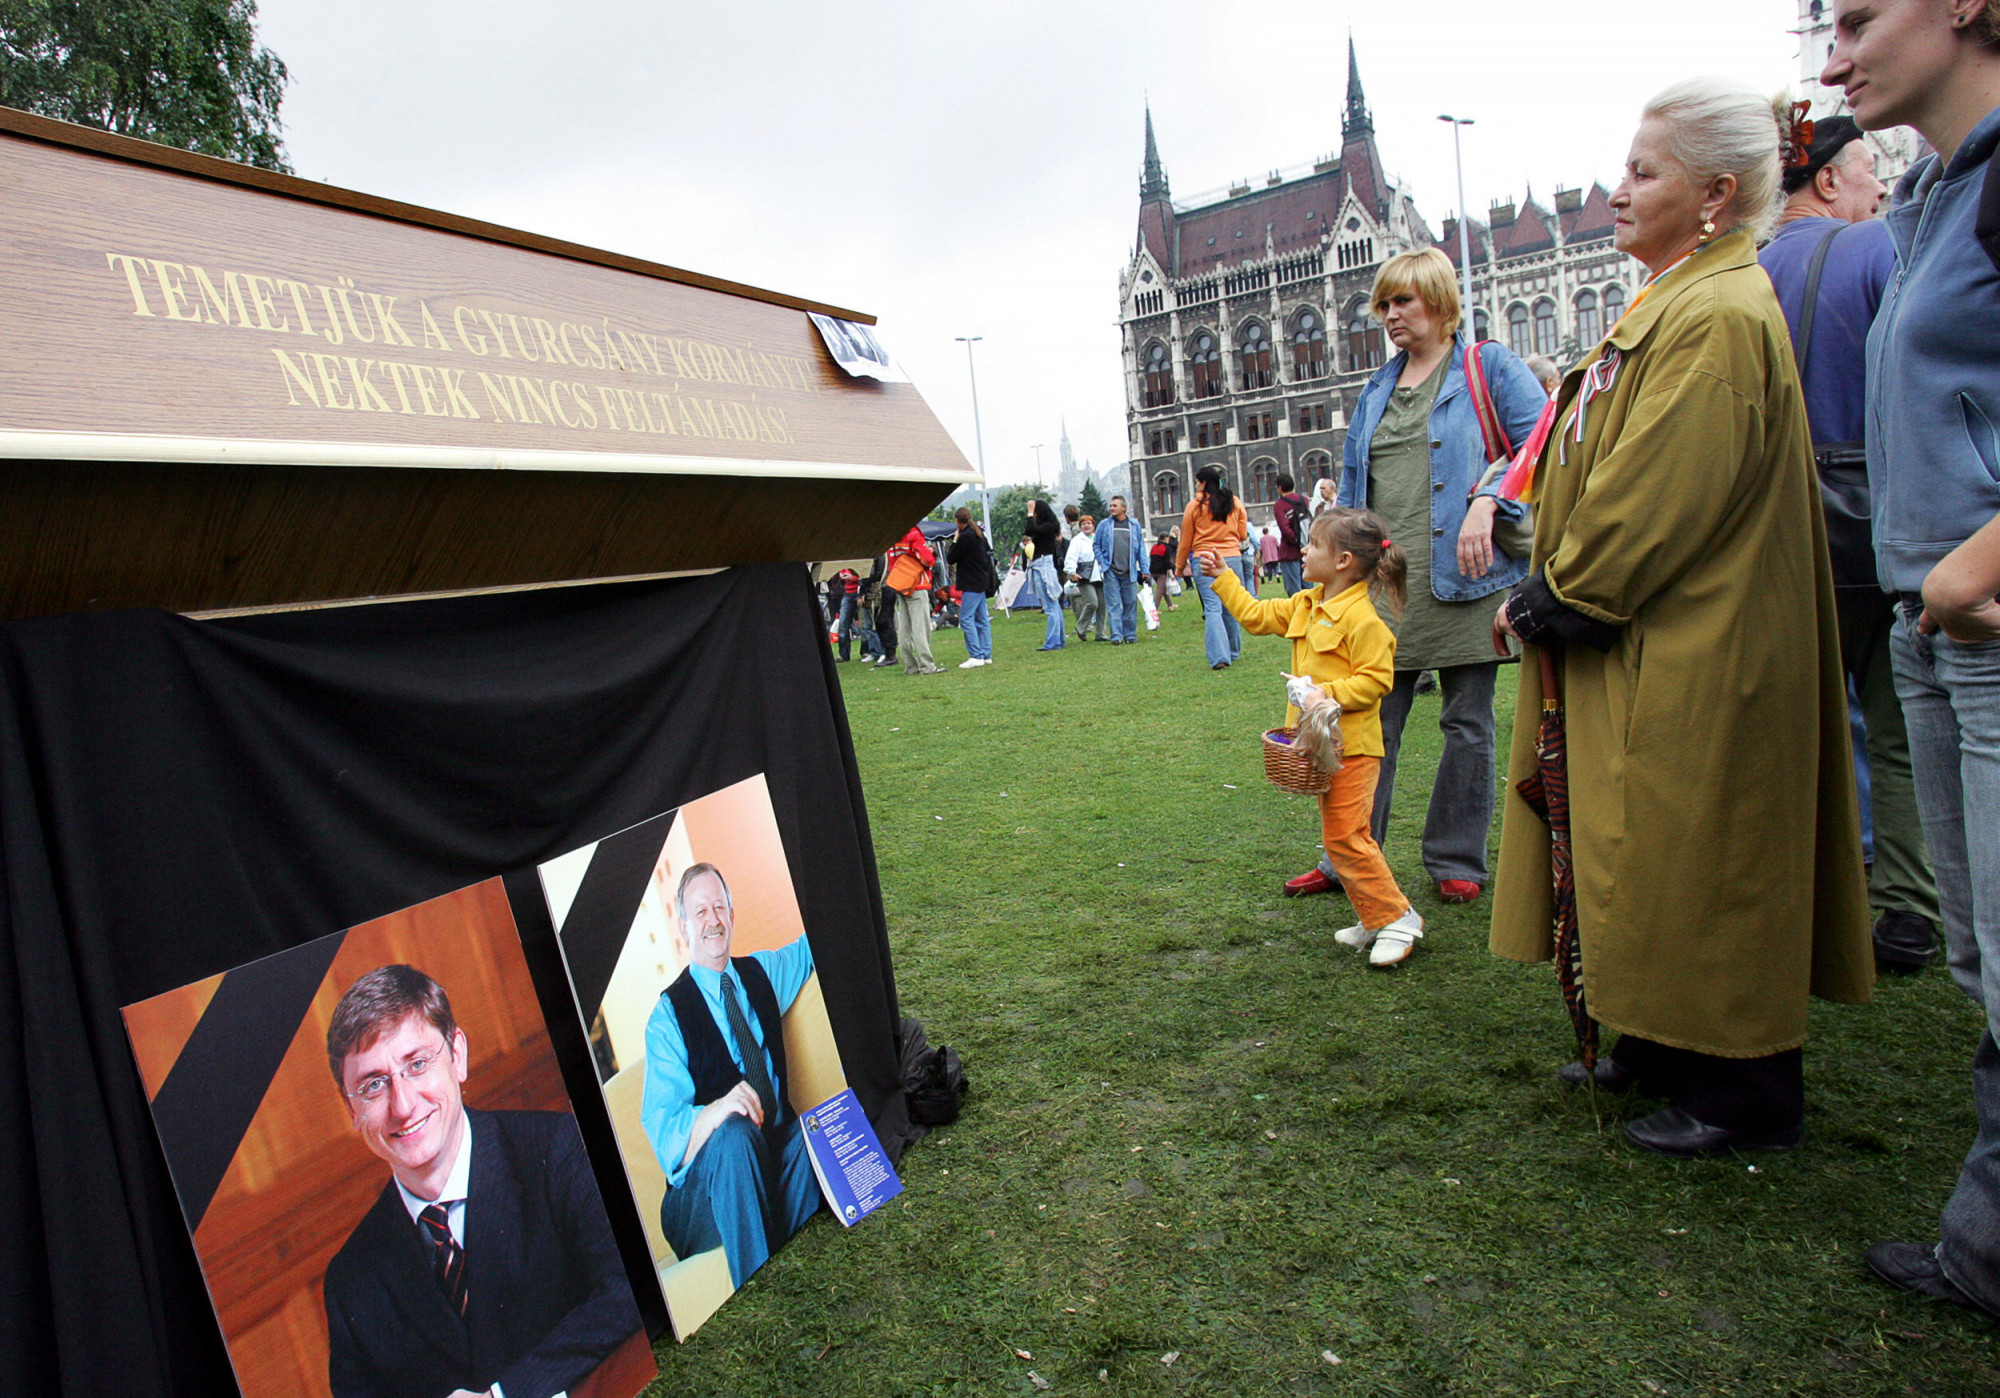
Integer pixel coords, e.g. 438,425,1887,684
1700,217,1716,242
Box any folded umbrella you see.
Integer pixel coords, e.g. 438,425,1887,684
1513,645,1596,1076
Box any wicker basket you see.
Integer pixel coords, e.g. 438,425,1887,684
1262,727,1332,795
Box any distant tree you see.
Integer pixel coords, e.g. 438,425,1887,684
1078,480,1107,522
988,483,1050,567
1,0,291,171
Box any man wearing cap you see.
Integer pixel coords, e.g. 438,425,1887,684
1760,115,1943,973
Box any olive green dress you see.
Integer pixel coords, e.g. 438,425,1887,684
1366,356,1500,669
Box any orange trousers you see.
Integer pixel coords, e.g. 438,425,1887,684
1318,756,1409,929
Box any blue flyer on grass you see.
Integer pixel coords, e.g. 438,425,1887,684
802,1087,903,1225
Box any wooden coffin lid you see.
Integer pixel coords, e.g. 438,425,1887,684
0,106,974,618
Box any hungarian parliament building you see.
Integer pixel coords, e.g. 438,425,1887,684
1120,20,1919,536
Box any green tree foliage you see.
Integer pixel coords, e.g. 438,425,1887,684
1078,480,1107,522
987,483,1050,567
1,0,290,171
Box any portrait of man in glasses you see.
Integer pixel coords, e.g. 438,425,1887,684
640,862,822,1289
321,964,641,1398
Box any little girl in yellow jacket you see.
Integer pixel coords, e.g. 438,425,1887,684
1200,507,1424,966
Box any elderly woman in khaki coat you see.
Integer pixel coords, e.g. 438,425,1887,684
1492,77,1873,1158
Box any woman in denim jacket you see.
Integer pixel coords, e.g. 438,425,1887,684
1293,249,1542,907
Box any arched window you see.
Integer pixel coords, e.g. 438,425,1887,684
1141,340,1174,408
1299,449,1334,484
1473,307,1491,342
1533,299,1558,356
1153,470,1182,516
1574,289,1601,347
1290,308,1327,381
1189,329,1223,399
1345,300,1383,372
1238,320,1273,390
1603,284,1627,326
1248,458,1279,503
1507,303,1531,357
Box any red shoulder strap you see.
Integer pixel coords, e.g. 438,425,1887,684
1464,340,1514,466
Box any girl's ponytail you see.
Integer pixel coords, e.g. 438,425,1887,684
1373,536,1408,619
1316,506,1407,619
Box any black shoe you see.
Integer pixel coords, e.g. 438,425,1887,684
1557,1057,1637,1092
1874,909,1938,972
835,655,851,662
1865,1241,2000,1320
1623,1106,1803,1158
1413,670,1439,695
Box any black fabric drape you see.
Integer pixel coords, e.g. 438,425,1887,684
0,562,907,1397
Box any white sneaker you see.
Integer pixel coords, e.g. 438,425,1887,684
978,657,993,666
1334,922,1374,950
958,657,981,669
1368,909,1425,968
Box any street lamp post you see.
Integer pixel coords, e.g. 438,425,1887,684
955,336,991,536
1030,443,1045,490
1438,115,1476,340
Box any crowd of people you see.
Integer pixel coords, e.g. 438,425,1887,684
820,8,2000,1324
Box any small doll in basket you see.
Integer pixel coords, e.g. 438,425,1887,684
1286,687,1345,774
1199,508,1426,966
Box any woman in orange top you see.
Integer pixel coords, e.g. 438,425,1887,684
1175,464,1250,668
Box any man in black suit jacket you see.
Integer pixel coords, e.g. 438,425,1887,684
322,965,642,1398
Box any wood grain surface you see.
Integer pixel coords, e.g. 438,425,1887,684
0,116,973,616
1,458,943,615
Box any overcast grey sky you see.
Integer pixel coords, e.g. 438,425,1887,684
256,1,1808,489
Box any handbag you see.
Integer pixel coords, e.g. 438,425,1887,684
1464,339,1515,468
884,549,928,596
1464,339,1541,555
1791,222,1878,587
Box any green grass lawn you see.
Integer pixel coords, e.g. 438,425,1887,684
644,586,1997,1396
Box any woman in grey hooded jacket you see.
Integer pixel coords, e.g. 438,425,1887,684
1824,0,2000,1325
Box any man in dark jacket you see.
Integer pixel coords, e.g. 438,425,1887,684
322,965,641,1398
1271,474,1309,596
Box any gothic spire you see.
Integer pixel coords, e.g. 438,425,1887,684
1342,36,1373,140
1141,105,1171,203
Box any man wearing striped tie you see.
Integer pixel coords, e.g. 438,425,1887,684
641,862,822,1290
322,965,641,1398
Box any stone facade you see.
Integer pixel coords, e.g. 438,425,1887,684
1119,44,1643,537
1794,0,1926,186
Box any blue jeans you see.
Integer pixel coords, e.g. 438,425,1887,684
1279,559,1304,596
1034,556,1064,647
660,1113,822,1289
1318,662,1500,887
1191,558,1244,666
1102,571,1139,641
961,591,992,659
835,594,858,659
1892,608,2000,1313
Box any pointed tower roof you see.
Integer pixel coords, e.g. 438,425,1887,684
1342,36,1373,140
1338,37,1386,218
1141,106,1171,203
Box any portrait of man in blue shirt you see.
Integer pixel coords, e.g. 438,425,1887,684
639,862,821,1287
